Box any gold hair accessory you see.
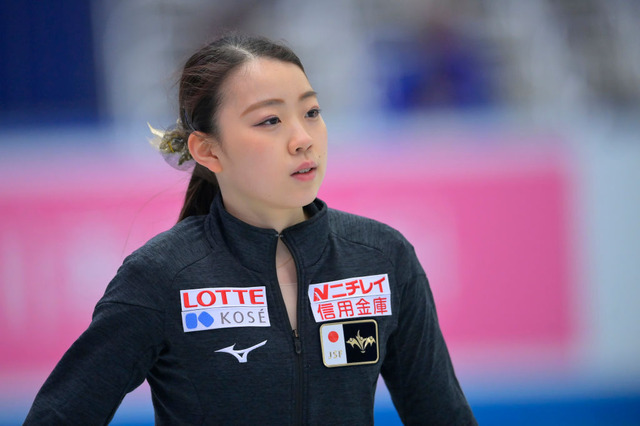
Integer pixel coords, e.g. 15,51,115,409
148,122,195,171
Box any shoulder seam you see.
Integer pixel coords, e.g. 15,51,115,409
169,251,213,287
329,230,397,269
95,300,165,314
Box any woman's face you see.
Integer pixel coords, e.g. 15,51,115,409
211,57,328,228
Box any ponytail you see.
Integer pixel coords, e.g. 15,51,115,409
178,163,219,222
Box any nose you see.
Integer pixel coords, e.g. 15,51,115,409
288,121,313,154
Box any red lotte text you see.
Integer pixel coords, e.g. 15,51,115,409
181,286,266,311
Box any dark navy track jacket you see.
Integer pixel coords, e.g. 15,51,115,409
24,196,476,425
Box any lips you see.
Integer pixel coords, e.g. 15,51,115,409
293,167,313,174
291,161,318,182
292,161,317,176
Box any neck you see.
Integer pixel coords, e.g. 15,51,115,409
221,199,308,233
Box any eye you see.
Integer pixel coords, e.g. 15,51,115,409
256,116,281,127
305,108,321,119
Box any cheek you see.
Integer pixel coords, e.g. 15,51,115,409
318,136,328,160
313,124,328,151
241,151,282,178
224,134,268,165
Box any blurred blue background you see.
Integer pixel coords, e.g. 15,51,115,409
1,0,640,424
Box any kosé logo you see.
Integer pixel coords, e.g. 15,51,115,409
180,286,271,333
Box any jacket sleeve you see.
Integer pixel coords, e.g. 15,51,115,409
380,248,477,425
23,258,166,425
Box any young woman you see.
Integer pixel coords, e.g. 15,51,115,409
25,34,476,425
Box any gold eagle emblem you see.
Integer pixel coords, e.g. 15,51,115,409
346,330,376,353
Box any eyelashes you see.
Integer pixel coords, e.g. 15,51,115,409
305,108,322,119
258,117,281,126
255,108,322,127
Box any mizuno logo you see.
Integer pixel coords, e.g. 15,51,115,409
215,340,268,363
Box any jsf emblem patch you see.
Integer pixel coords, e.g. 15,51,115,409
320,319,379,367
180,286,270,333
308,274,392,322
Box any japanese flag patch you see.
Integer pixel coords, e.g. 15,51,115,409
320,319,379,368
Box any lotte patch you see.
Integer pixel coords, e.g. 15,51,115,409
319,319,379,368
180,286,270,333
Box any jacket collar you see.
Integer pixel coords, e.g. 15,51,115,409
205,195,328,274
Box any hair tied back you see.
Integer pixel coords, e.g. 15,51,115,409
148,122,195,171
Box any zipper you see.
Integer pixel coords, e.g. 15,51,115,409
292,328,303,425
274,233,305,425
293,329,302,354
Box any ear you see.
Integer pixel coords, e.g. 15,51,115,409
188,132,223,173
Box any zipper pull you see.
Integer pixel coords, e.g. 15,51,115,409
292,329,302,354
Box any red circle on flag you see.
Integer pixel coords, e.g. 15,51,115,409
328,331,339,343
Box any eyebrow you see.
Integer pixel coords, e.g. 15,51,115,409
241,90,318,116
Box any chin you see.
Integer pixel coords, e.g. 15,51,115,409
303,189,321,206
288,191,318,210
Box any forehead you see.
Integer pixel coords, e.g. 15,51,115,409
221,57,312,109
